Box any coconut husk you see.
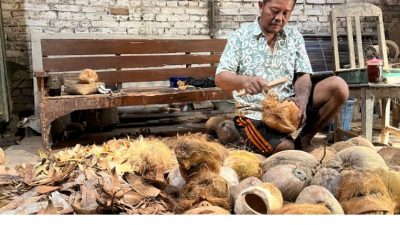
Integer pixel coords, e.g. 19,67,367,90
261,92,300,134
205,115,231,136
224,150,262,181
173,135,228,181
373,168,400,214
338,170,395,214
327,146,388,172
295,185,344,214
78,69,99,84
272,203,331,215
64,81,101,95
310,147,336,167
0,148,5,165
329,141,355,152
346,136,375,150
216,120,241,145
378,146,400,171
179,171,230,212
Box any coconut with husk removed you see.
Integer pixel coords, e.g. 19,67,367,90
378,146,400,171
346,136,375,150
78,69,99,84
234,182,283,214
329,141,355,152
0,147,5,165
310,147,336,167
310,168,341,198
173,135,228,181
230,177,263,202
216,120,242,146
272,203,331,215
295,185,344,214
262,164,312,202
338,170,395,214
179,171,230,212
205,115,231,137
224,150,262,181
261,92,300,133
261,150,318,173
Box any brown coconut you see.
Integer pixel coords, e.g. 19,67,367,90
216,120,241,146
310,147,336,167
295,185,344,214
328,146,388,173
174,136,228,181
78,69,99,84
0,147,5,165
329,141,355,152
205,115,231,136
179,172,230,212
234,182,283,214
346,136,375,150
272,203,331,215
261,150,318,173
224,150,262,181
378,146,400,171
230,177,263,202
373,168,400,214
262,164,312,202
338,170,395,214
310,168,341,198
261,92,300,134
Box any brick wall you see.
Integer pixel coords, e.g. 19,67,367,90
0,0,396,116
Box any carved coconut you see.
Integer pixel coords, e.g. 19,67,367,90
346,136,375,150
234,182,283,214
329,141,355,152
310,168,341,198
261,150,318,173
310,147,336,167
327,146,388,173
262,164,312,202
338,170,395,214
378,146,400,171
224,150,262,181
216,120,241,146
272,203,331,215
205,115,231,137
295,185,344,214
230,177,263,202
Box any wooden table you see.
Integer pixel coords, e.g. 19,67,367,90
336,83,400,143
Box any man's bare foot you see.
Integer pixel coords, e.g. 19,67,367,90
294,134,316,152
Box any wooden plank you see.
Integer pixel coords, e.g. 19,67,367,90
346,17,356,69
354,16,364,68
42,39,227,56
43,54,221,72
360,88,374,142
381,98,391,144
330,12,340,71
330,3,382,17
377,14,389,69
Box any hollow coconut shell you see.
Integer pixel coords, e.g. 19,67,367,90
230,177,263,202
310,147,336,167
262,164,312,202
179,171,230,212
338,170,395,214
78,69,99,84
216,120,241,145
205,115,231,136
346,136,375,150
234,182,283,214
261,150,318,173
174,136,228,181
272,203,331,215
224,150,262,181
310,168,341,198
327,146,388,173
0,147,5,165
378,146,400,171
373,168,400,214
295,185,344,214
261,93,300,134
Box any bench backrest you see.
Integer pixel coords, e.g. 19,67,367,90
32,34,227,85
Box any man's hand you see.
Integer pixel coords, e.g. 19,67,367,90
242,76,270,95
289,95,308,126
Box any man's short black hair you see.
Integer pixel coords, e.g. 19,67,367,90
262,0,297,7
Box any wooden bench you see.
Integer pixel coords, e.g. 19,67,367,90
32,33,233,149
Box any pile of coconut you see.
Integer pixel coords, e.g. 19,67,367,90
1,134,400,215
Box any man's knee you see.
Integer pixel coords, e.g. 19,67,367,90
316,76,349,104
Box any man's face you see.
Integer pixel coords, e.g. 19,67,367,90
258,0,294,34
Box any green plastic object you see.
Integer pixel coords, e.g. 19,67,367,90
336,69,368,84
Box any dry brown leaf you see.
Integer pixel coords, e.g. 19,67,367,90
123,173,160,198
122,191,143,206
71,180,99,214
49,191,73,214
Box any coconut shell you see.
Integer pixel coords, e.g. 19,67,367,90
234,182,283,214
224,150,262,181
262,164,312,202
346,136,375,150
174,136,228,181
261,150,318,173
329,141,355,152
179,172,230,212
78,69,99,84
310,168,341,198
310,147,336,167
216,120,241,145
261,93,300,134
328,146,388,172
205,115,231,136
338,170,395,214
272,203,331,215
0,147,5,165
378,146,400,171
230,177,263,202
373,168,400,214
295,185,344,214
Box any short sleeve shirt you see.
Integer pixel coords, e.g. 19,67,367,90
216,19,313,120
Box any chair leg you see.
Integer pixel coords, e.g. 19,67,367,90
380,98,391,144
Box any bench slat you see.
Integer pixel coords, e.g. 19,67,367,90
43,54,221,72
41,39,227,56
97,66,217,83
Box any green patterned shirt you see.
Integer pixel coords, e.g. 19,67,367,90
216,19,313,120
